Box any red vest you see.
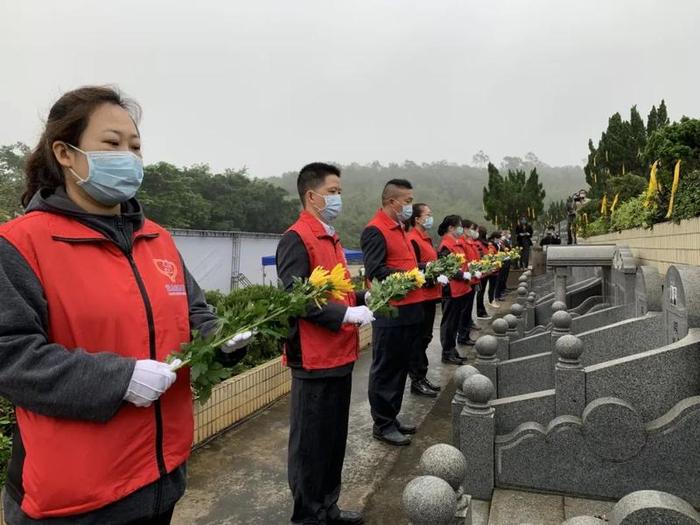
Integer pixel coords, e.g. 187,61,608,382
365,210,423,306
407,228,441,302
287,212,359,370
463,237,483,284
0,212,193,519
438,234,471,298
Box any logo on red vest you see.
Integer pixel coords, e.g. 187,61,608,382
154,259,178,282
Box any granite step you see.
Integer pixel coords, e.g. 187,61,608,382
486,489,614,525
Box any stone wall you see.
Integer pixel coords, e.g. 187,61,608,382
584,217,700,275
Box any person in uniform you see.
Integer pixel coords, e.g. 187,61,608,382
276,163,372,525
361,179,423,446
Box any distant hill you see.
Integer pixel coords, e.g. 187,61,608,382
269,160,584,249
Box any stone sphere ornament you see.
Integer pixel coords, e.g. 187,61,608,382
551,301,567,312
418,444,467,491
475,335,498,359
511,303,525,317
463,373,495,406
492,318,508,335
552,310,572,331
503,314,518,330
453,365,479,392
402,476,457,524
556,334,584,364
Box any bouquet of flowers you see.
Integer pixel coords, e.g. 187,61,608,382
484,254,503,270
424,253,466,281
469,257,497,274
169,264,354,402
366,268,425,318
505,247,522,261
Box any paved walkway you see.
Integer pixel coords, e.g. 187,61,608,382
173,311,471,524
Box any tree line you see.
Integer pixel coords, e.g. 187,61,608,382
1,144,584,247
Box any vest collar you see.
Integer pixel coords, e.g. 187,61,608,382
298,210,336,240
47,214,160,243
414,227,432,242
441,233,461,248
373,209,404,231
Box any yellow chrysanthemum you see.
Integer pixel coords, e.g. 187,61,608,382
455,253,466,266
309,266,331,289
328,263,354,300
406,267,426,287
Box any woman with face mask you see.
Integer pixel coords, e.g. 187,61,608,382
436,215,472,365
0,86,253,524
475,226,497,319
456,219,482,344
405,204,447,397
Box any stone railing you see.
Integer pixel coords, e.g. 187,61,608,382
583,216,700,275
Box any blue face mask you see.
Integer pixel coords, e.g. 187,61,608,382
68,145,144,206
396,203,413,222
455,226,464,236
313,192,342,222
421,216,434,230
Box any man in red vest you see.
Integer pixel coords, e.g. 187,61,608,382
276,163,373,525
361,179,424,446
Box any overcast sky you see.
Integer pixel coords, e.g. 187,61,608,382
1,0,698,177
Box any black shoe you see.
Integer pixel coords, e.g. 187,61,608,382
396,421,417,434
459,338,477,346
373,429,411,446
476,313,492,320
328,510,364,525
441,355,464,365
423,377,442,391
411,381,438,397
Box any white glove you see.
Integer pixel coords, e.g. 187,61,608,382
365,290,371,303
462,271,472,281
124,359,178,408
475,271,483,279
222,330,255,353
343,305,375,326
437,275,449,285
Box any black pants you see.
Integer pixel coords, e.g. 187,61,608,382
487,274,498,303
408,301,437,382
369,322,422,434
476,281,488,316
440,294,467,358
520,244,531,268
457,289,476,342
128,508,175,525
289,373,352,524
495,260,510,298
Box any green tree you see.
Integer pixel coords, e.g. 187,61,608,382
644,117,700,173
0,142,29,222
647,105,659,136
482,163,546,231
657,99,670,128
139,162,212,228
629,105,647,173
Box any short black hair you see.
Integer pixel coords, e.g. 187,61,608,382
382,178,413,205
461,218,477,229
297,163,341,204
